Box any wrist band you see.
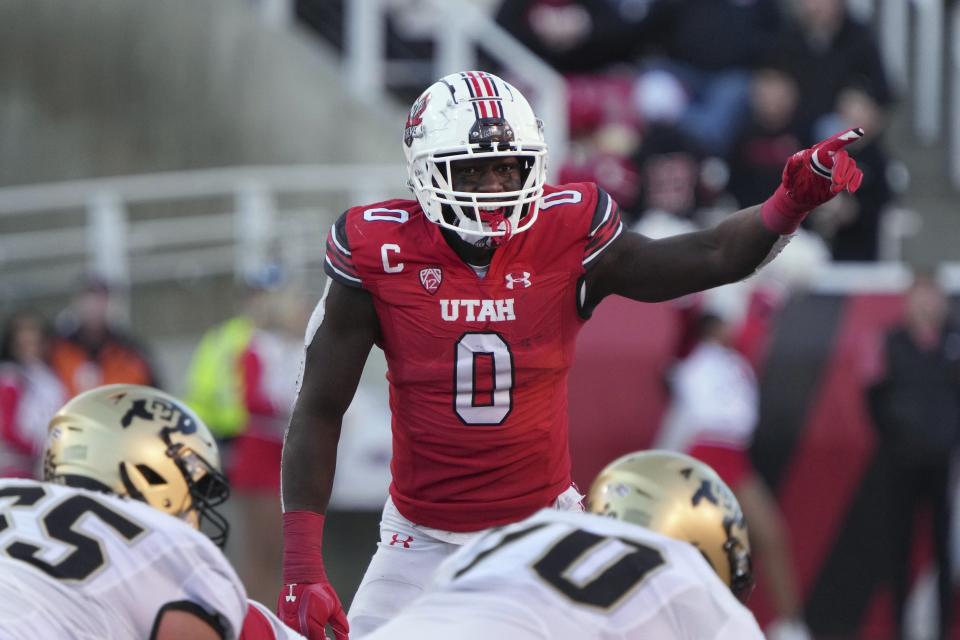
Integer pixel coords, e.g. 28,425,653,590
282,510,327,583
760,186,807,235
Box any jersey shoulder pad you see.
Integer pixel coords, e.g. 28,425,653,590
539,182,597,216
543,182,623,269
323,198,421,288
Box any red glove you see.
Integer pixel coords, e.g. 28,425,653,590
761,127,865,234
277,511,349,640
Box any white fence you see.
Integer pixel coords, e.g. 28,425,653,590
0,163,404,303
3,0,958,307
0,161,956,312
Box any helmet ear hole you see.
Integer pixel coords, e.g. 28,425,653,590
118,462,147,503
136,464,167,485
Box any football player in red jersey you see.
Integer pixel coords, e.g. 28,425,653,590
277,71,864,640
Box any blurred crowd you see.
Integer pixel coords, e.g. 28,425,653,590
303,0,903,263
0,276,158,479
493,0,900,262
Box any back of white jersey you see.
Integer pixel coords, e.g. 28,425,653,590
246,600,307,639
0,479,246,639
424,509,763,640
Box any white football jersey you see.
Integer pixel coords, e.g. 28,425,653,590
0,479,247,639
362,509,763,640
246,599,307,639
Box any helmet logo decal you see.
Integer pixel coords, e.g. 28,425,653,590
121,398,197,439
691,479,719,507
419,267,443,294
404,91,430,147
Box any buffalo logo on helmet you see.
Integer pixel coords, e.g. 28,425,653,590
404,92,430,147
419,267,443,294
120,397,197,439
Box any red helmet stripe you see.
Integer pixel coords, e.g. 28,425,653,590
464,72,491,119
476,73,498,115
466,72,484,97
480,74,495,97
466,72,505,120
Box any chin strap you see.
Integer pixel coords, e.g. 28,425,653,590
479,209,512,247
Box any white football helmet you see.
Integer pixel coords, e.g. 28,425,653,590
403,71,548,245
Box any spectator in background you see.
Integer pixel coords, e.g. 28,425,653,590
0,310,66,478
778,0,893,146
656,312,811,640
808,87,895,260
728,60,803,210
184,266,286,444
626,121,737,237
629,123,707,233
230,279,310,605
867,273,959,640
638,0,782,157
773,0,896,260
49,275,160,396
495,0,656,74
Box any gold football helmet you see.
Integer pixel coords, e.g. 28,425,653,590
44,384,230,546
586,450,754,601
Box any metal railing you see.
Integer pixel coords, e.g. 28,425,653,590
343,0,568,179
0,163,404,303
3,0,956,308
0,160,956,324
861,0,956,186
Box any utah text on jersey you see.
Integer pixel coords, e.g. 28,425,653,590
440,298,515,322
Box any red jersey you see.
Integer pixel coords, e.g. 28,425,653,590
323,183,623,531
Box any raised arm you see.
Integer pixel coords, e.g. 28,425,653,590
585,128,865,308
585,205,776,305
277,279,379,640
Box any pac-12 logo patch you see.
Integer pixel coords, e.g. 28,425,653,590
419,267,443,294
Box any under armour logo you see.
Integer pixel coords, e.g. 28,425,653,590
505,271,531,289
389,533,413,548
284,584,297,602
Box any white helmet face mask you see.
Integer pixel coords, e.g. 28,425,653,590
403,71,548,248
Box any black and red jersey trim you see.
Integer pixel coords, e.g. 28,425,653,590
323,212,363,288
583,189,623,268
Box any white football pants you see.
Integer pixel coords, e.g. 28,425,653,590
348,485,584,638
